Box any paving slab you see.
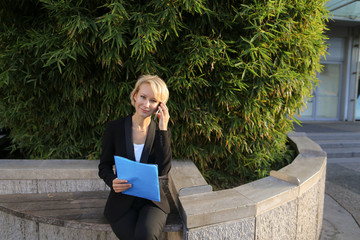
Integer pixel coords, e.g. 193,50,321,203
325,181,360,226
320,194,360,240
327,157,360,164
323,148,360,158
294,122,360,133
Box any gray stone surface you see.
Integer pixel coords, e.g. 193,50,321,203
255,199,297,240
0,159,100,180
0,189,182,240
0,159,109,194
293,122,360,133
234,176,298,215
0,159,183,240
295,121,360,239
187,218,255,240
180,189,255,228
0,179,108,194
324,147,360,158
0,141,326,240
317,164,326,238
168,160,210,196
37,179,108,193
327,157,360,163
39,223,116,240
325,181,360,226
270,170,300,186
177,133,326,239
0,211,38,240
0,203,119,240
326,163,360,198
277,153,324,195
287,133,324,153
296,182,320,240
0,179,38,194
168,159,212,210
178,184,212,197
320,195,360,240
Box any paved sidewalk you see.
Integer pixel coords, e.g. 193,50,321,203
294,121,360,240
294,121,360,133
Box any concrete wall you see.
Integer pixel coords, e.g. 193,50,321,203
0,211,117,240
0,159,118,239
0,159,108,194
0,159,179,240
168,132,327,240
0,132,326,240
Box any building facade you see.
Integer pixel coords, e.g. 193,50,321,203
299,0,360,121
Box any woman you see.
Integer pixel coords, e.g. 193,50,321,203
98,75,171,240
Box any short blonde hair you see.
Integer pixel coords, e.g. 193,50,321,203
130,75,169,106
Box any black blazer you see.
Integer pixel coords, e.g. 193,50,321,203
98,115,172,222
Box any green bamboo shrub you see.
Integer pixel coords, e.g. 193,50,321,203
0,0,329,187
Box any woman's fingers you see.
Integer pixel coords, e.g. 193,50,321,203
158,103,169,130
113,183,132,193
112,178,132,193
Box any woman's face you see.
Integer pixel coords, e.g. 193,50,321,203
133,83,159,118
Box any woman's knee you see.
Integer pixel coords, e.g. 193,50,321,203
135,208,167,240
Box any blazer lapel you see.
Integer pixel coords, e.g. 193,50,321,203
124,115,135,161
140,120,155,163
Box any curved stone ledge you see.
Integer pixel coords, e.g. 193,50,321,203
168,132,327,240
0,160,182,240
0,211,115,240
0,159,100,180
0,191,111,231
0,159,108,194
0,132,326,240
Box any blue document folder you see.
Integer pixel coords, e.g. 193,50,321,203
114,155,160,202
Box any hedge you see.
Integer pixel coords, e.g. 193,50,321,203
0,0,329,188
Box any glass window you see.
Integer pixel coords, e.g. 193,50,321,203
317,64,341,119
356,77,360,119
300,97,314,118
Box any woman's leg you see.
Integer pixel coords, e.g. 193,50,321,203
109,207,137,240
134,203,168,240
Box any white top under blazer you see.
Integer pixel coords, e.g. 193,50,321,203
134,143,145,162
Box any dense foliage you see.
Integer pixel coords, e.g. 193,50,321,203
0,0,329,188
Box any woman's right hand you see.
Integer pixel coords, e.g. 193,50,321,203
112,178,132,193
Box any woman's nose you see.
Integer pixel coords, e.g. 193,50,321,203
144,100,150,107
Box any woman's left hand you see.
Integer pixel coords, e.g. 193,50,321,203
156,102,169,130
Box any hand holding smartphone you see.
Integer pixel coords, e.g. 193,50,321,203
154,101,166,120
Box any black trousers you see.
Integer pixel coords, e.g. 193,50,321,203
109,198,168,240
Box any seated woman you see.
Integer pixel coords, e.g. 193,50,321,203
98,75,171,240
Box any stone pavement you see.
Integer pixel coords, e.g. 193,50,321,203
294,121,360,240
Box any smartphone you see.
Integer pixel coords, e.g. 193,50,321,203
154,109,160,120
154,101,166,120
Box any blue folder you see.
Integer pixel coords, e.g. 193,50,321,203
114,155,160,202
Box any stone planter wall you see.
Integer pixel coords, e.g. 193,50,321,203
168,132,327,240
0,132,326,240
0,160,180,240
0,159,108,194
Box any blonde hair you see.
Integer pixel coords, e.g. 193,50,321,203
130,75,169,106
